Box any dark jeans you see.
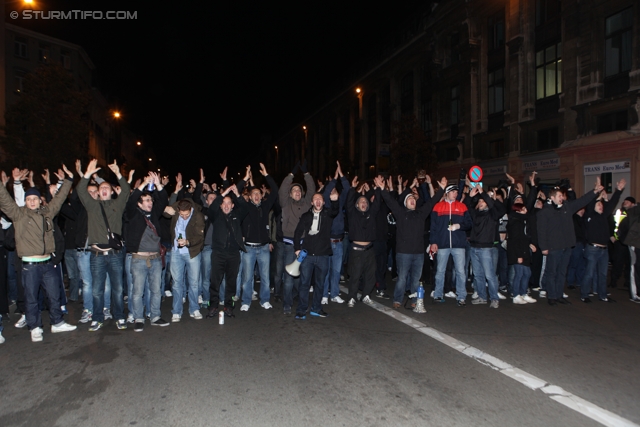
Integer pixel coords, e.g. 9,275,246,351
610,240,630,287
374,240,387,289
530,248,543,289
209,249,240,311
297,255,328,315
0,247,8,315
90,250,125,322
64,249,81,301
23,260,65,330
273,242,286,298
566,242,586,286
582,245,608,299
347,246,376,301
542,248,572,300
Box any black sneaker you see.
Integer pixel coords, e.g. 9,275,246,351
151,318,170,327
580,297,592,303
376,290,391,299
134,322,144,332
457,299,466,307
310,310,328,318
557,298,571,305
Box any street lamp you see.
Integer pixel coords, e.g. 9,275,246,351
136,141,141,146
356,87,363,119
113,111,121,119
148,158,152,161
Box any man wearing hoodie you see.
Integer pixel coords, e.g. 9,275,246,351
278,160,315,315
0,164,77,342
464,185,506,308
345,177,382,307
537,178,603,306
430,184,473,306
378,175,445,308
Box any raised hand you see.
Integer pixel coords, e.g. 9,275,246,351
505,172,515,184
386,175,393,190
469,186,480,197
84,159,101,178
617,178,626,191
128,169,135,184
438,177,448,190
107,160,122,179
335,161,343,178
351,175,359,189
53,169,65,181
1,171,8,186
28,171,35,187
243,165,251,182
161,175,169,186
41,169,51,184
329,189,339,201
75,159,82,176
594,176,604,194
220,167,228,181
259,163,268,176
189,179,196,189
529,171,537,187
200,168,206,184
373,176,385,190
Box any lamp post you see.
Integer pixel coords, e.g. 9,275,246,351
302,126,308,159
274,145,279,173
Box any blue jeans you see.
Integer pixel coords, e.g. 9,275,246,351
282,243,300,311
90,251,124,322
126,253,149,316
200,245,212,303
511,264,532,297
22,261,65,330
434,248,467,300
542,248,572,300
77,250,93,313
131,256,162,322
64,249,80,301
567,242,586,286
170,252,201,316
242,244,271,305
394,253,424,303
470,247,499,301
323,240,343,298
298,255,328,314
582,245,608,299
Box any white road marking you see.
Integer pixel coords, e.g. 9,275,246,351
348,291,639,427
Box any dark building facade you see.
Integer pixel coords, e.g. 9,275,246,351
272,0,639,200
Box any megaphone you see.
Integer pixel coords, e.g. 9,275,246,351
285,250,307,277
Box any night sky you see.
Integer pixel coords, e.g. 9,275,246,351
10,0,425,179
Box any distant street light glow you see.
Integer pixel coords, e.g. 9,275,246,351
113,112,121,118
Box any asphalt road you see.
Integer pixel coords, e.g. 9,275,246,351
0,281,638,427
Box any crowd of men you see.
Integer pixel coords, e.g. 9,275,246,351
0,158,639,343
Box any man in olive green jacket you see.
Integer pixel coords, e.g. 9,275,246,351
0,164,77,342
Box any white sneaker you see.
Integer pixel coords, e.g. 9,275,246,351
165,290,172,297
512,295,527,305
362,296,373,305
522,295,537,303
198,295,203,305
430,291,435,298
51,322,77,333
310,286,314,293
472,291,478,300
331,296,344,303
445,291,457,298
190,310,203,320
321,297,329,305
31,327,43,342
126,313,135,324
15,314,26,328
182,298,186,304
347,298,356,308
498,292,506,300
171,314,181,322
261,302,273,309
240,304,250,312
103,308,113,320
539,290,547,298
0,332,4,344
232,295,239,302
563,293,569,298
251,291,258,301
